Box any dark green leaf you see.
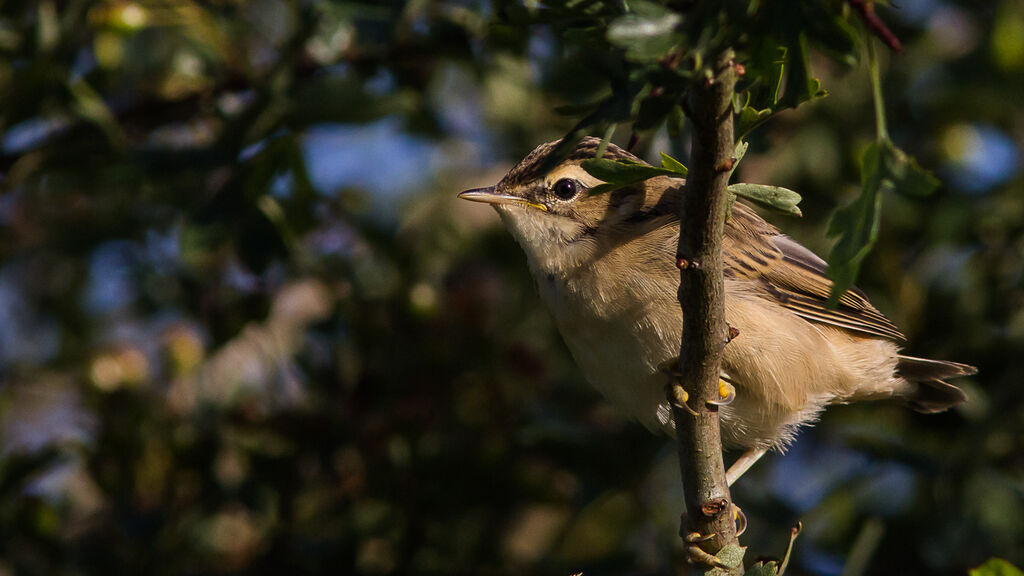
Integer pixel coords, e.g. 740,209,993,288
634,91,676,131
582,158,682,195
826,141,885,306
778,33,828,108
882,143,941,197
825,139,940,303
745,561,780,576
667,104,686,137
729,183,802,216
801,2,859,65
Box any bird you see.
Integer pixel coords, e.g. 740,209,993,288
459,136,976,484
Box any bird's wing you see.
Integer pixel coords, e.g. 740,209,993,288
724,202,905,342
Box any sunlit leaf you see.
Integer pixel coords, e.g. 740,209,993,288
607,2,681,62
970,558,1024,576
706,544,746,576
660,151,688,175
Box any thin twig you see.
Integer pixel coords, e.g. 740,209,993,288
850,0,904,54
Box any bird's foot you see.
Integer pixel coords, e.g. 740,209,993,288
660,359,698,415
685,532,731,569
659,359,736,413
708,379,736,407
734,504,747,536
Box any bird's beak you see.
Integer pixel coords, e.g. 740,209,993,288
458,187,548,212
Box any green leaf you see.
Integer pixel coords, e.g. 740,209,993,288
801,2,859,65
633,91,675,132
660,152,688,175
705,544,746,576
745,561,780,576
825,141,886,306
971,558,1024,576
825,139,940,304
882,144,940,197
582,157,683,195
778,32,828,108
728,183,802,216
667,104,686,137
745,522,801,576
736,104,774,140
732,139,750,174
607,2,681,62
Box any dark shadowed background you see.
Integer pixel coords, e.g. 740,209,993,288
0,1,1021,575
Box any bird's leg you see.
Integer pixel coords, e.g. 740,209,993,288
726,446,767,486
684,531,731,569
659,358,736,415
733,504,747,536
659,358,698,416
707,377,736,407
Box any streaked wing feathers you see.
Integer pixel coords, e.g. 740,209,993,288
724,203,905,342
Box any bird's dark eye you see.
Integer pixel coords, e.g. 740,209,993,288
552,178,581,200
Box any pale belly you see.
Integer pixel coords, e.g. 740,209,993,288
538,275,679,433
534,275,861,451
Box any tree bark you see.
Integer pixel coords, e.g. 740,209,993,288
670,50,742,573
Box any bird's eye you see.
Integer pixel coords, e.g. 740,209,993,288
552,178,581,200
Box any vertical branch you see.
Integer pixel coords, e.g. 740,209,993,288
671,50,741,570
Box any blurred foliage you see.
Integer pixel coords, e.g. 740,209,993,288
0,1,1021,575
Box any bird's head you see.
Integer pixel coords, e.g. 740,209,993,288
459,137,678,275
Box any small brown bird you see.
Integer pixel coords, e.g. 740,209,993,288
459,137,976,483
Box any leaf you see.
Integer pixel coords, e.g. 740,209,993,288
745,561,780,576
801,1,859,65
728,183,802,216
744,522,801,576
660,151,688,175
633,90,676,131
736,104,774,140
881,144,940,197
705,544,746,576
607,2,681,62
970,558,1024,576
582,157,683,195
778,32,828,109
667,104,686,137
732,139,749,174
825,138,940,304
825,141,886,306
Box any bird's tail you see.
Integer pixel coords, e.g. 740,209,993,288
897,355,976,413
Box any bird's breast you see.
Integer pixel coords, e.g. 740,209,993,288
536,268,680,432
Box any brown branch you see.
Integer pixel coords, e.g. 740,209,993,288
850,0,904,54
670,49,742,572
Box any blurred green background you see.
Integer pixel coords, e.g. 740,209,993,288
0,1,1021,574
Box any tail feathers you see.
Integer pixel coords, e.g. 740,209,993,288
897,355,976,413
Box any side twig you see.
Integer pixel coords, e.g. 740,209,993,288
850,0,904,54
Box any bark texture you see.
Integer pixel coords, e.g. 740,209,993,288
671,50,742,573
